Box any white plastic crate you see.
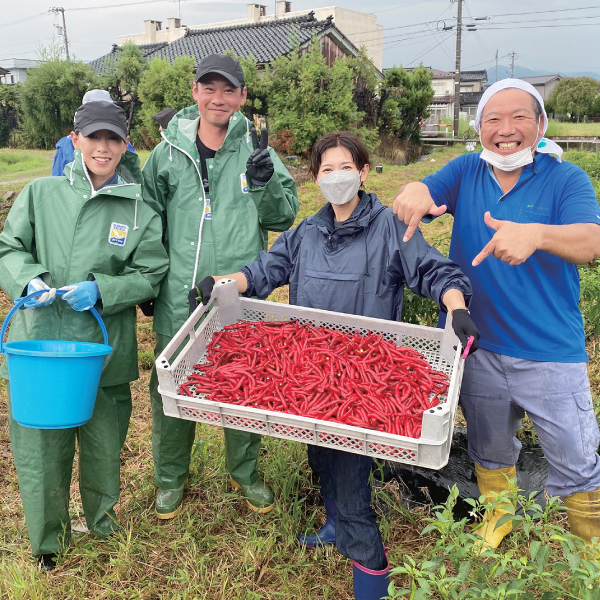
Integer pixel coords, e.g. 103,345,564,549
156,280,466,470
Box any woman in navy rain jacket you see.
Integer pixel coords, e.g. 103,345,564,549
194,132,478,600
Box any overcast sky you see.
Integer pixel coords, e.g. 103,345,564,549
1,0,598,76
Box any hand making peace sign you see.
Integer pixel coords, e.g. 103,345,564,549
246,126,274,187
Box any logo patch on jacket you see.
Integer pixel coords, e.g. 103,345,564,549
240,173,249,194
108,222,128,246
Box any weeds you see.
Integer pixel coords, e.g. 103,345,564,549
389,485,600,599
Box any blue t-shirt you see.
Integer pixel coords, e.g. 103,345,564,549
422,152,600,362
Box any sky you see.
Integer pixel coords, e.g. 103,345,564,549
1,0,598,77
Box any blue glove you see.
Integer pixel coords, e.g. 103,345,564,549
61,281,101,312
21,277,56,308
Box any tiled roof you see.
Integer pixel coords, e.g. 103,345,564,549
519,75,562,85
461,70,487,82
431,69,487,82
151,12,348,65
430,95,454,104
460,91,484,105
89,42,167,74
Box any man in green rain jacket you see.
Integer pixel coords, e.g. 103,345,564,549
0,100,169,568
142,54,299,518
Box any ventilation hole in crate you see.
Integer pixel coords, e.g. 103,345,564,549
180,407,220,423
269,422,314,440
318,432,364,451
224,414,267,432
368,442,417,461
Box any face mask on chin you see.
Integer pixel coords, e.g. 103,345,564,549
318,170,362,206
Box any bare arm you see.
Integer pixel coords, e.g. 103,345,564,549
441,288,468,313
472,213,600,267
392,182,447,242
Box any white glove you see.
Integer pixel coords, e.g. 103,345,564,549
22,277,56,308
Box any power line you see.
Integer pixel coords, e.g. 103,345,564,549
486,4,600,18
0,12,48,30
406,33,454,66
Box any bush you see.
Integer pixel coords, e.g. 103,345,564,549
389,485,600,599
137,56,195,146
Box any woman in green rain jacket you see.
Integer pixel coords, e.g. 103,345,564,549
0,102,169,568
142,92,299,516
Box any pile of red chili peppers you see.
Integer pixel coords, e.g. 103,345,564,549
179,320,449,439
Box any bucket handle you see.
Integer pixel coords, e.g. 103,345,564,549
0,288,109,354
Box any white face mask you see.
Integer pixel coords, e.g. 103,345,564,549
479,120,539,172
318,170,361,206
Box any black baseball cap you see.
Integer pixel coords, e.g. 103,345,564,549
74,101,128,141
152,107,177,129
195,54,245,88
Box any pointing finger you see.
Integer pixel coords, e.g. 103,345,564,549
403,215,421,243
250,127,259,151
260,127,268,151
472,241,495,266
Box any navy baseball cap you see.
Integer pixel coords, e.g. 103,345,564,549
74,101,128,141
195,54,245,88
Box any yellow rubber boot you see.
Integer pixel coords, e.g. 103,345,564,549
474,463,517,550
563,488,600,546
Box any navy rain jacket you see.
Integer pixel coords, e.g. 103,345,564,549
243,191,472,320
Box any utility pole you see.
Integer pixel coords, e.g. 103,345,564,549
452,0,463,136
50,7,70,60
508,51,517,79
495,49,498,83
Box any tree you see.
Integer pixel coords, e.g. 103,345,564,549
20,46,100,148
548,77,600,121
349,54,433,143
100,42,147,133
265,37,364,156
227,52,270,120
136,56,195,145
0,83,21,147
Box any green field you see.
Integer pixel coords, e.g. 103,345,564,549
0,146,598,598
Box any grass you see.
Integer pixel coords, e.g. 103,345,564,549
545,119,600,137
0,144,598,598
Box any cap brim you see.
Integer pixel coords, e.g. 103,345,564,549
196,69,243,88
79,122,127,142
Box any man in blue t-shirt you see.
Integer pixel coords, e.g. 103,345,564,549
393,79,600,549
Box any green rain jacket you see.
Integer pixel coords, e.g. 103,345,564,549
142,107,299,337
0,150,169,387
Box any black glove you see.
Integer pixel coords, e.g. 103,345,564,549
246,127,274,186
452,309,480,357
138,299,154,317
188,276,215,312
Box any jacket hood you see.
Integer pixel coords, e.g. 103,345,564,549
311,191,387,234
161,105,252,155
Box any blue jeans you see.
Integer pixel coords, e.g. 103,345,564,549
307,445,386,570
460,348,600,497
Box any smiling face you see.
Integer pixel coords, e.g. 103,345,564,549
71,129,128,189
479,88,544,156
192,74,247,131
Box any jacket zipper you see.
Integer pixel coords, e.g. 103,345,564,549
159,132,207,288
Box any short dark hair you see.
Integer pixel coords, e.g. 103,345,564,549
310,132,370,178
531,96,543,121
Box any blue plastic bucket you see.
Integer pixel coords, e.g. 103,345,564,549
0,289,112,429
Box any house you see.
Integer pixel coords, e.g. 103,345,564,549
0,59,39,84
117,2,383,70
519,75,562,101
419,68,487,120
90,12,363,76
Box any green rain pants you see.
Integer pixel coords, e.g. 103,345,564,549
151,333,262,489
8,382,132,557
